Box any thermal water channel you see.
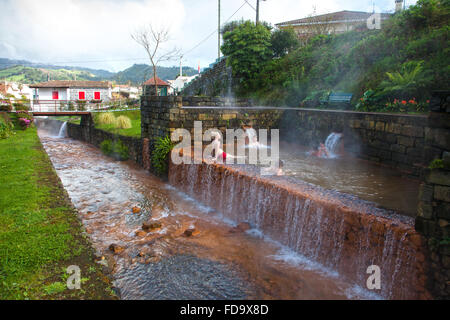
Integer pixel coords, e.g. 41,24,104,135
37,125,379,300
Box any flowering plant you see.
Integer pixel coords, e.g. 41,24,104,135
18,118,31,129
384,97,429,113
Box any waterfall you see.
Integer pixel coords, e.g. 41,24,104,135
57,122,68,138
324,132,343,158
169,162,429,300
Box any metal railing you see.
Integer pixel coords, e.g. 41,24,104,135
1,99,141,113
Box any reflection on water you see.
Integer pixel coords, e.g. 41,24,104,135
278,142,420,217
38,128,379,300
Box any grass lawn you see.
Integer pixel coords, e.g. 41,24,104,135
0,116,115,300
51,116,81,125
92,110,141,138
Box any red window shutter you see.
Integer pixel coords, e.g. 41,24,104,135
52,91,59,99
79,91,85,100
94,92,100,100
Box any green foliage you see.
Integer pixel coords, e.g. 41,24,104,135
100,139,129,161
43,282,66,295
271,27,300,58
13,102,29,112
377,61,431,99
429,158,444,169
221,20,273,94
152,135,175,176
0,103,12,112
244,0,449,110
0,117,15,139
115,115,132,129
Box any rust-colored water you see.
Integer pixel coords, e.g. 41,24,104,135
38,130,380,300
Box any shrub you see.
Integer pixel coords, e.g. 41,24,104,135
18,118,32,130
97,112,116,125
13,103,29,112
115,116,132,129
152,135,175,176
0,103,12,112
429,158,444,170
0,118,15,139
100,140,113,156
100,139,129,161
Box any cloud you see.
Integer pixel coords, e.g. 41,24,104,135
0,0,417,72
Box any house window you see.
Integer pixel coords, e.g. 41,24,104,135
52,91,59,100
94,92,101,100
78,91,85,100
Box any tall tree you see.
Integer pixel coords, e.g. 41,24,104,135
131,25,179,95
221,20,272,93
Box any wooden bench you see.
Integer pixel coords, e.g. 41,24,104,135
321,92,353,109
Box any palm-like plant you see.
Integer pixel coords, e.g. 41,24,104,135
378,61,427,98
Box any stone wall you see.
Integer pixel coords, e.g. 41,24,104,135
181,59,234,97
414,103,450,299
142,97,449,178
140,96,283,150
67,115,144,166
281,109,446,177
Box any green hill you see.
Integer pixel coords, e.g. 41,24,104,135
0,65,104,83
113,64,198,84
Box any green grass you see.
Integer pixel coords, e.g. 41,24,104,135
93,110,141,138
52,116,81,125
0,120,115,299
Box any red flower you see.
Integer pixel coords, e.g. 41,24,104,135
427,100,430,103
401,100,407,105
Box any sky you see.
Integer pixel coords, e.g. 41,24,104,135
0,0,417,73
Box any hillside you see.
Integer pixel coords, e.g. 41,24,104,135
0,58,198,85
0,58,114,79
113,64,198,84
233,0,449,109
0,65,103,83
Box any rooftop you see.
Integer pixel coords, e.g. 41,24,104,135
29,80,111,89
143,76,170,87
276,10,392,27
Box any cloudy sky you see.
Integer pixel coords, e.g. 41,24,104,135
0,0,417,72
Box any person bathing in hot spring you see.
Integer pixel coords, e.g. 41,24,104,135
210,131,246,162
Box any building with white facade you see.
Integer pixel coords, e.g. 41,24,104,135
29,80,111,111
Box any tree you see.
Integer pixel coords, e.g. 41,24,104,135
221,20,272,93
271,27,299,58
131,25,179,95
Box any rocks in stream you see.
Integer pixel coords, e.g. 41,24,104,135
184,229,201,237
142,221,162,232
109,244,125,254
135,230,147,237
132,206,141,214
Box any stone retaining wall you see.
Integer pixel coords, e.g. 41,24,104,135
181,59,233,97
281,109,447,177
67,115,144,166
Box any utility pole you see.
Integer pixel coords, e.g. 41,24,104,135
256,0,265,25
179,55,183,78
256,0,260,24
218,0,221,60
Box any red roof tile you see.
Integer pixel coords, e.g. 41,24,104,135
143,76,170,87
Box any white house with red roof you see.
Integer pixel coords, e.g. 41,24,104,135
29,80,111,110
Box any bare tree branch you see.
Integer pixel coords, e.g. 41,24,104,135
131,24,180,95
